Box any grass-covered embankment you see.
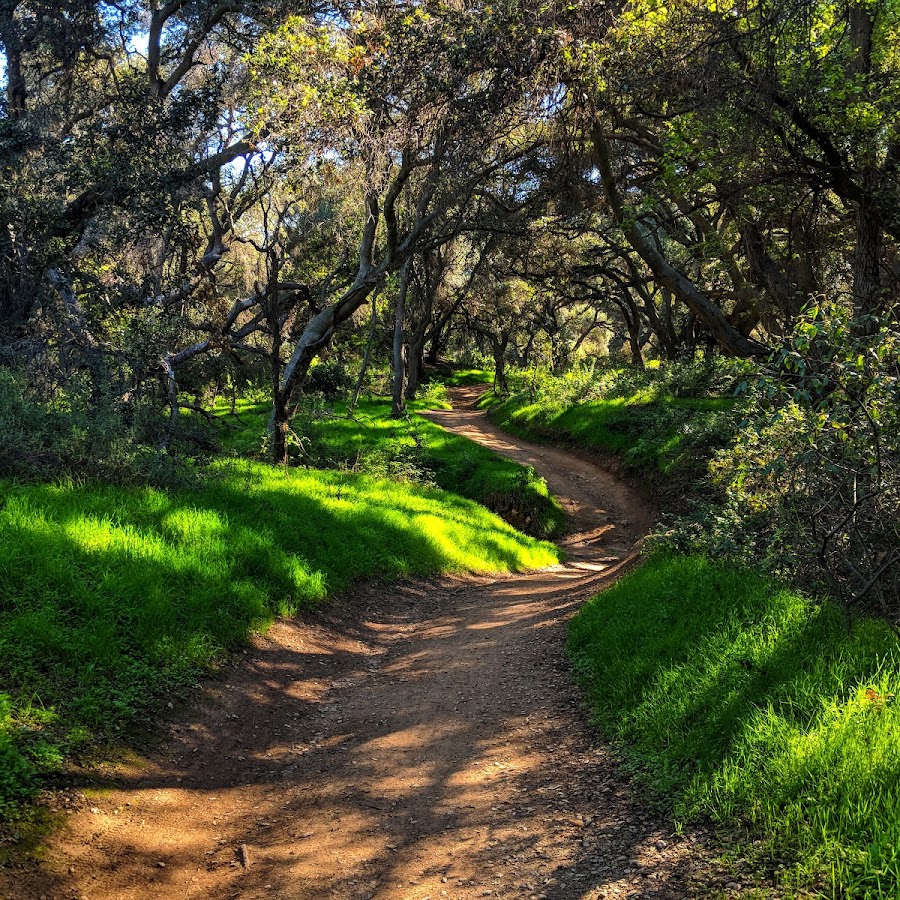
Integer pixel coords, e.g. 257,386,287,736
432,368,493,387
569,553,900,896
217,395,566,539
482,362,746,501
0,453,559,818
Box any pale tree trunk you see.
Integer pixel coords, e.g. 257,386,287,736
274,194,380,444
272,147,442,443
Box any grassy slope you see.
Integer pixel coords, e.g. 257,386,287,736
481,369,743,503
486,393,734,472
570,553,900,897
0,414,560,817
218,396,566,539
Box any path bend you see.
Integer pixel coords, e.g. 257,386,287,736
1,386,736,900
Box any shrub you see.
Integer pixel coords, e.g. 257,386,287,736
0,369,209,486
712,302,900,621
304,358,356,400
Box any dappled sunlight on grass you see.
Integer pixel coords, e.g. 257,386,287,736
484,377,743,491
209,396,566,539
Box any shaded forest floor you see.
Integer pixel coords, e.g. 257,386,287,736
0,388,776,899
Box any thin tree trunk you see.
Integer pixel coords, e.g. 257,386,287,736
853,202,884,318
425,331,442,365
348,290,379,417
391,258,412,418
492,335,509,394
405,336,426,401
627,316,644,368
267,294,291,466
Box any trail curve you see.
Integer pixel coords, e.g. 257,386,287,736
1,386,746,900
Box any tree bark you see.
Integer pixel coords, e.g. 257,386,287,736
391,258,412,418
853,201,884,318
277,192,380,414
405,332,427,401
492,335,509,394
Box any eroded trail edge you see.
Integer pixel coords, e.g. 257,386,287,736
3,387,745,900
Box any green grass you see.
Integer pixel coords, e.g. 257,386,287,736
485,391,739,477
569,552,900,897
213,396,566,539
0,458,559,817
433,368,494,387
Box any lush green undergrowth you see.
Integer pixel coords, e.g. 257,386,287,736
569,553,900,897
432,368,493,387
214,396,566,539
482,362,747,500
0,458,558,817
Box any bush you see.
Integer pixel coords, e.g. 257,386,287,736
0,369,209,486
711,302,900,620
304,358,356,400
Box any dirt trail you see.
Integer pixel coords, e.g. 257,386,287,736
2,387,747,900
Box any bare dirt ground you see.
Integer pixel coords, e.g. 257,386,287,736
0,387,765,900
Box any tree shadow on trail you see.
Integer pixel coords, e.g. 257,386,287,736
1,549,754,900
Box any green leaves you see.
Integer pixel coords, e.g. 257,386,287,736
715,298,900,615
247,18,369,141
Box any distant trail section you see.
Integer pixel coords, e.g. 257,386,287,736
2,385,749,899
424,386,654,553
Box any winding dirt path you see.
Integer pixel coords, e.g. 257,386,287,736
1,387,751,900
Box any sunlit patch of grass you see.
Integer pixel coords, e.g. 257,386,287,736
0,460,559,817
432,368,494,387
210,397,566,539
569,552,900,896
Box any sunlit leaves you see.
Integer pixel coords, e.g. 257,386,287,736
246,18,369,141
